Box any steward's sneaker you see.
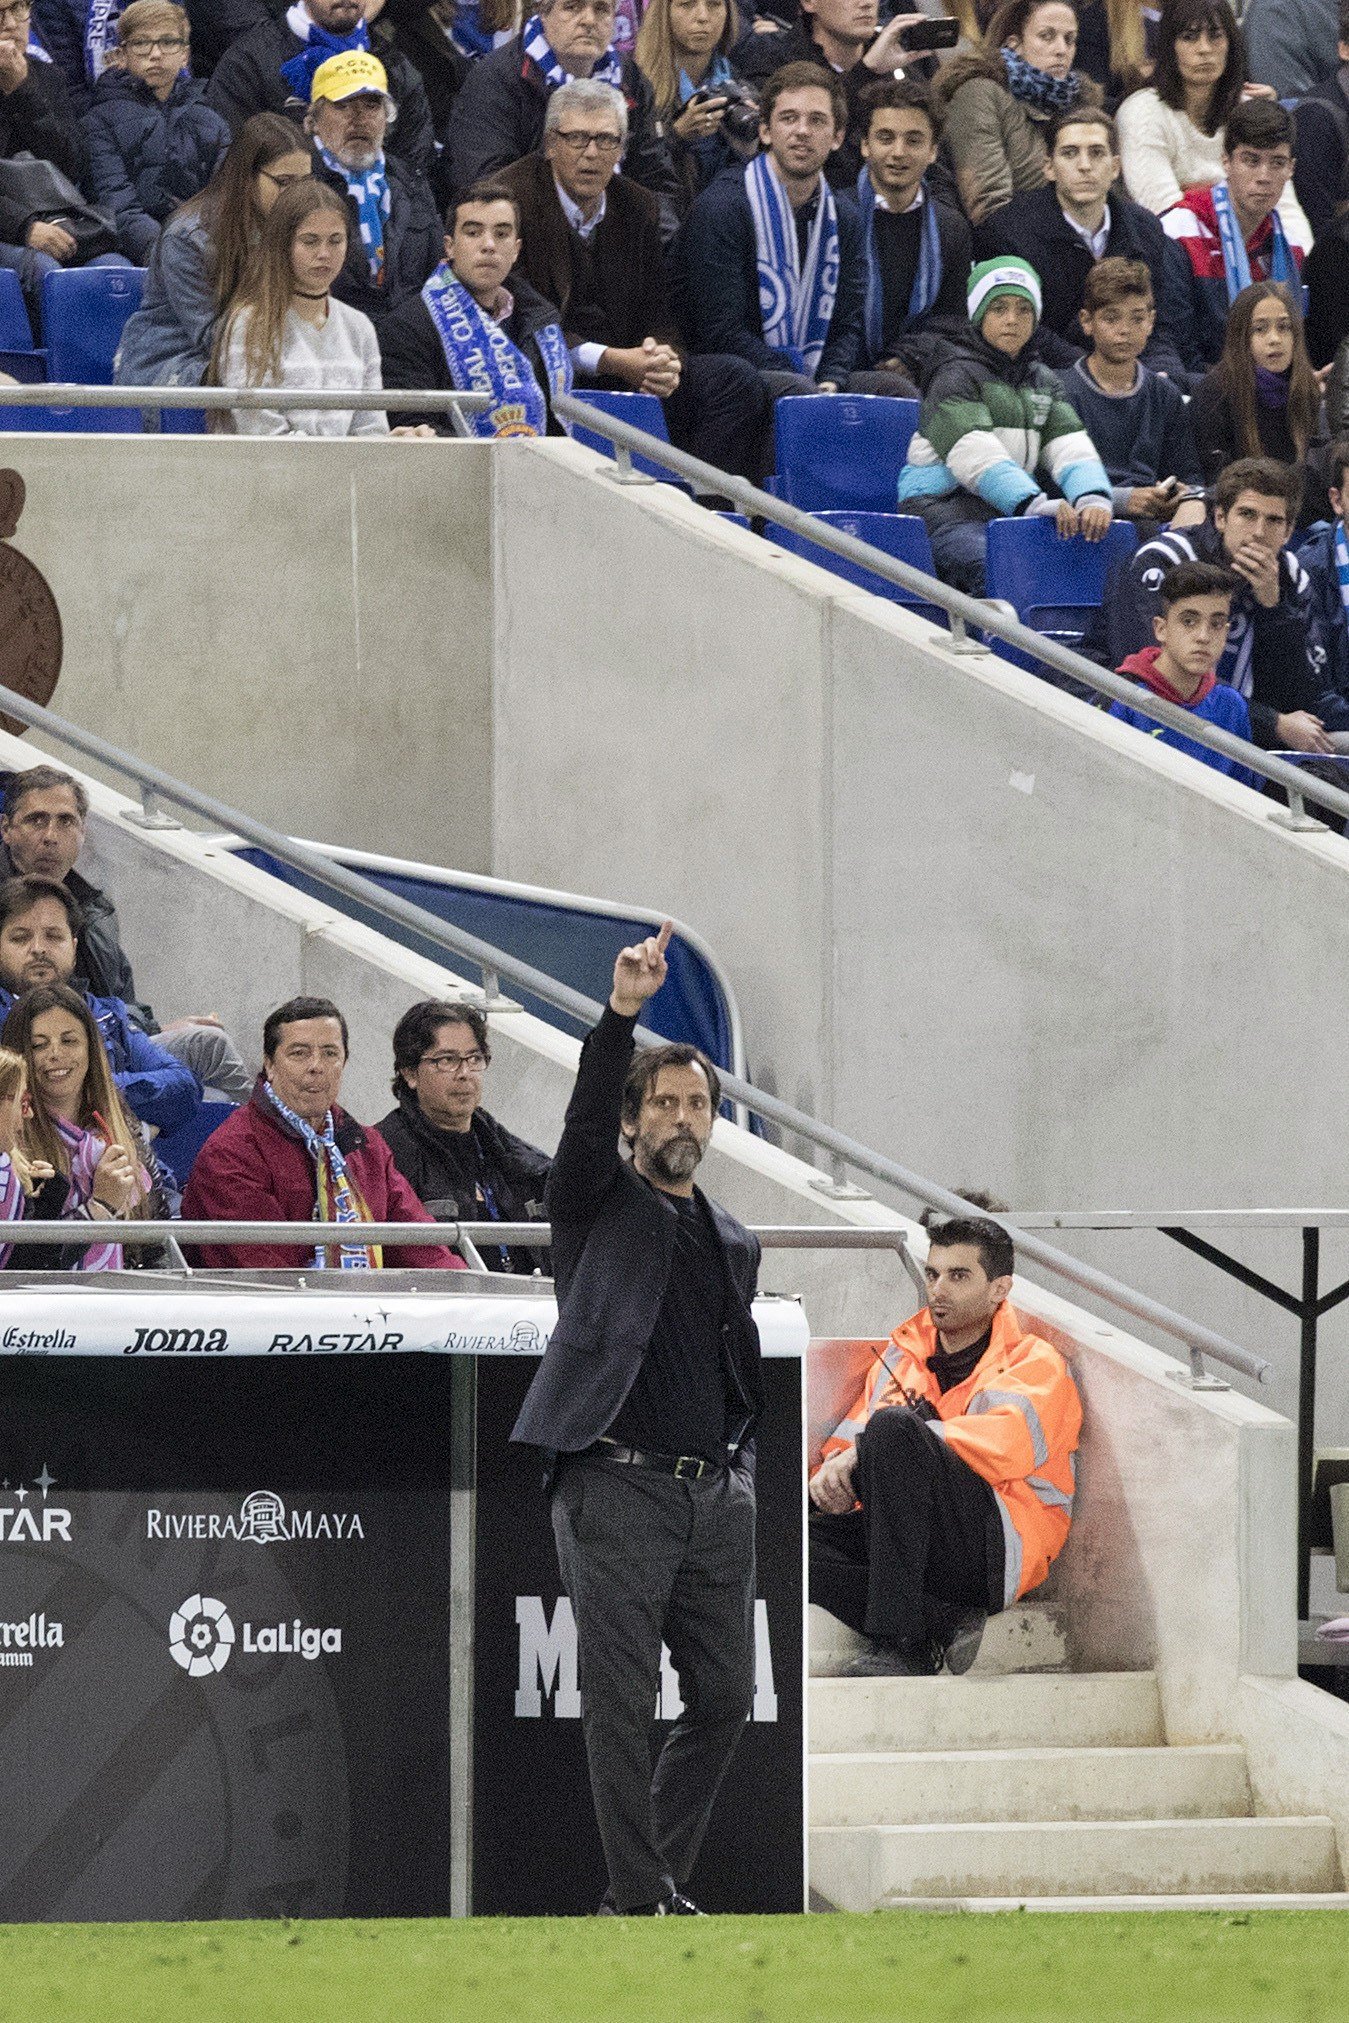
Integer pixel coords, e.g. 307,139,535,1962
942,1609,988,1676
656,1892,704,1915
843,1637,941,1678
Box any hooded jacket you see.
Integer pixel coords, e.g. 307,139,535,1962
896,320,1111,535
182,1079,464,1269
1109,645,1259,787
819,1300,1081,1604
82,71,230,263
376,1087,551,1273
935,49,1100,228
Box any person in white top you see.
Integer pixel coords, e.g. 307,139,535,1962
1116,0,1311,243
213,178,435,437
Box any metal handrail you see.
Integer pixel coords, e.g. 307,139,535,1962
552,392,1349,834
0,384,490,417
0,681,1268,1384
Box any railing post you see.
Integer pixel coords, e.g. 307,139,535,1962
121,785,182,831
607,445,657,488
1168,1341,1229,1392
1269,787,1330,834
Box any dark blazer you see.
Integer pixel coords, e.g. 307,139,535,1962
444,34,679,239
205,14,436,174
311,146,441,331
378,266,567,429
975,183,1197,382
500,152,680,353
510,1005,763,1458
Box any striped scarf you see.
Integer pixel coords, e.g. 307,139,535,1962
316,142,391,287
262,1080,381,1270
745,151,839,378
1210,180,1297,307
520,13,623,90
1335,523,1349,626
0,1151,22,1269
56,1118,124,1272
856,169,942,360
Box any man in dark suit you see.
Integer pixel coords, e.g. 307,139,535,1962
500,78,767,476
512,921,763,1918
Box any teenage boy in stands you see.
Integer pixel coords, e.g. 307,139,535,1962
1104,457,1340,753
895,255,1112,597
852,79,972,392
1058,259,1205,535
379,181,572,436
1162,99,1310,371
674,63,876,399
809,1216,1080,1678
1110,560,1260,787
977,109,1195,384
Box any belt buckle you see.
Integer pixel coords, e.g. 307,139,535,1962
674,1455,705,1480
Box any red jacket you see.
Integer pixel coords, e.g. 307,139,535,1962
182,1085,464,1270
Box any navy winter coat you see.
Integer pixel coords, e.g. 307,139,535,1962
82,71,229,262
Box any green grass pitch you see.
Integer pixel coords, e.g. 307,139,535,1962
1,1911,1345,2022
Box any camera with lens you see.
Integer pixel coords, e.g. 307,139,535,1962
688,78,762,146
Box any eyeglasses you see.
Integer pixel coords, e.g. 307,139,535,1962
552,129,623,155
418,1050,489,1073
124,32,188,49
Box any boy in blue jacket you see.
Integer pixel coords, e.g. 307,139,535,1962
1110,559,1260,788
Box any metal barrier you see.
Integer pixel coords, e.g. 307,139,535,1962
0,384,491,427
551,392,1349,836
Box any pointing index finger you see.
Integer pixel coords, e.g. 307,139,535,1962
655,919,674,957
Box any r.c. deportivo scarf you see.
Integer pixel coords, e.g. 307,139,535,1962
279,4,372,99
745,151,839,377
421,264,572,437
82,0,122,83
262,1080,382,1270
521,12,623,90
1210,179,1297,305
856,167,941,360
999,43,1083,116
315,140,391,286
1334,522,1349,627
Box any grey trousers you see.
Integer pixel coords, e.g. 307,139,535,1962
156,1021,255,1102
551,1455,756,1912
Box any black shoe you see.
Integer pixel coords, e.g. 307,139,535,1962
597,1890,704,1916
942,1609,987,1676
843,1637,941,1678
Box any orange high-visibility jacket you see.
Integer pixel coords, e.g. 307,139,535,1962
818,1302,1082,1604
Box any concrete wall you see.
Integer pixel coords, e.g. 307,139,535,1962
3,435,494,867
490,443,1349,1448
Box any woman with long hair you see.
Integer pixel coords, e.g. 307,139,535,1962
1114,0,1306,228
114,111,314,386
635,0,752,214
2,984,168,1271
937,0,1100,226
973,0,1151,103
212,178,431,437
1191,281,1328,523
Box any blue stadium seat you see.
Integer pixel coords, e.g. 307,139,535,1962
985,516,1137,668
0,269,35,353
156,1096,237,1188
41,266,145,384
569,389,679,482
772,395,920,512
769,510,947,625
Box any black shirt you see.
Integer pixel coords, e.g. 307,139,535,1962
606,1191,731,1460
874,204,924,355
930,1326,992,1395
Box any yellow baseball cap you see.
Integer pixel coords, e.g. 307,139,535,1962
309,49,390,103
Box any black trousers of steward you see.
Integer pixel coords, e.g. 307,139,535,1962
809,1404,1006,1650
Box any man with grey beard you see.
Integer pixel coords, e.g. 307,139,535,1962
512,922,764,1916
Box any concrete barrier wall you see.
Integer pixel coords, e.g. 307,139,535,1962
490,442,1349,1443
4,435,494,867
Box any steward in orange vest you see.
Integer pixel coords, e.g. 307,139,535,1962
809,1215,1081,1676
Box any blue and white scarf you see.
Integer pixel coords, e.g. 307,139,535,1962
422,264,572,437
83,0,122,82
1210,178,1298,306
279,15,371,103
999,43,1082,116
316,141,390,286
263,1080,379,1270
1335,522,1349,626
856,167,941,360
521,12,623,90
745,151,839,377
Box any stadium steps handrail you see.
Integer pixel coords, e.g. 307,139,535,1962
0,678,1268,1385
0,384,492,420
550,391,1349,835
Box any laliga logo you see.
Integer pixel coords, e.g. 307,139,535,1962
169,1593,235,1677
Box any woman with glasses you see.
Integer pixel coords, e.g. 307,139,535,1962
114,108,311,383
82,0,231,262
377,1000,551,1275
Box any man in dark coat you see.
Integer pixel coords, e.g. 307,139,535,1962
376,997,551,1273
732,0,921,190
976,107,1197,383
500,81,768,476
512,922,762,1917
444,0,679,238
206,0,436,173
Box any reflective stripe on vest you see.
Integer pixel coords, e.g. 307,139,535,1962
969,1386,1049,1467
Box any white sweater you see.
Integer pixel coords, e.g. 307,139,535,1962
1115,87,1311,243
219,298,390,438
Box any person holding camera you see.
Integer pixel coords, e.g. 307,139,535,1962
511,922,764,1917
634,0,759,219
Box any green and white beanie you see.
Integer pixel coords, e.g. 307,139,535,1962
967,256,1042,327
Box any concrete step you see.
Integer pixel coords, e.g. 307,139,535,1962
810,1743,1251,1828
809,1602,1068,1679
810,1670,1163,1755
878,1893,1349,1913
810,1816,1342,1912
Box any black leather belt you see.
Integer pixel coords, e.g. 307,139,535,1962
583,1436,724,1480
